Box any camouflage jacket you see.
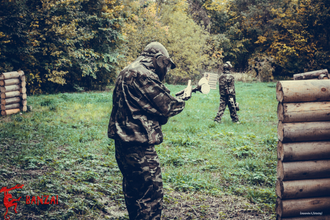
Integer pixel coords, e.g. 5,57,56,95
218,71,236,96
108,56,185,145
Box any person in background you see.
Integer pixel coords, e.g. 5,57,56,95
108,42,189,220
214,61,239,124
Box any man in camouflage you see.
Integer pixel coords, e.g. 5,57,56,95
214,61,239,123
108,42,187,219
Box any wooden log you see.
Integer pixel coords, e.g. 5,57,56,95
0,91,21,99
276,80,330,103
0,97,21,105
277,160,330,181
276,197,330,218
18,70,24,76
1,108,20,116
20,74,26,82
22,99,27,106
278,141,330,161
277,102,330,123
21,93,27,100
0,78,20,86
21,105,27,112
319,74,329,80
0,84,21,93
276,178,330,199
20,87,26,93
293,69,328,80
277,215,330,220
0,71,20,80
1,103,20,110
278,121,330,142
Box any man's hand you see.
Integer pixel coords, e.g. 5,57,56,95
175,80,192,101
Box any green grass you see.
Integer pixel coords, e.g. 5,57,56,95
0,82,278,219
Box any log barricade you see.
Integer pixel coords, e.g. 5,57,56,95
0,71,27,116
276,74,330,220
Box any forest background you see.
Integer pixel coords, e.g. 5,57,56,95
1,0,330,94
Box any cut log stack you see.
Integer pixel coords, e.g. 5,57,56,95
275,73,330,220
0,71,27,116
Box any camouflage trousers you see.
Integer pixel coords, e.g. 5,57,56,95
115,139,163,220
214,95,239,122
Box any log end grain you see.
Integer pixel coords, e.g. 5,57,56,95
278,141,284,161
276,197,283,217
276,81,284,102
276,180,283,199
21,105,27,112
278,121,284,142
277,160,284,181
278,102,284,121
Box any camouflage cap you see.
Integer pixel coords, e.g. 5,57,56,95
141,42,176,69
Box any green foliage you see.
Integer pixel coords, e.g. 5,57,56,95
248,53,275,82
118,0,217,84
161,0,211,83
0,0,123,94
268,0,330,76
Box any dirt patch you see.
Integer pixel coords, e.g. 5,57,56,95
102,190,274,220
162,191,274,219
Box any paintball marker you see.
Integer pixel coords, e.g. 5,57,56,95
229,97,240,111
175,77,211,100
175,80,192,100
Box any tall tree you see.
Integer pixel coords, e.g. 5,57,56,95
0,0,123,94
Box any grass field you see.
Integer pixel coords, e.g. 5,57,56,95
0,81,278,219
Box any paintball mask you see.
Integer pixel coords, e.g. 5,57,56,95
142,42,176,81
223,61,233,72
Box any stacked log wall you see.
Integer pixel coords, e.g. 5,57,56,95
276,78,330,220
0,71,27,116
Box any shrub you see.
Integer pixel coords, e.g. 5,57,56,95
248,54,275,82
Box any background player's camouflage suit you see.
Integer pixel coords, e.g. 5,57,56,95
108,42,185,219
214,61,239,123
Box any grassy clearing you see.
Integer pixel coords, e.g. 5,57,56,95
0,82,277,219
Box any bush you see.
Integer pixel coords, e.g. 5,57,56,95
248,54,275,82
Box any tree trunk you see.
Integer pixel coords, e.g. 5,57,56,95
1,103,20,110
276,178,330,199
278,121,330,142
1,108,20,116
0,97,21,105
0,85,21,93
276,197,330,218
276,80,330,103
277,102,330,123
293,69,328,80
277,160,330,181
278,141,330,161
0,78,20,86
277,215,330,220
